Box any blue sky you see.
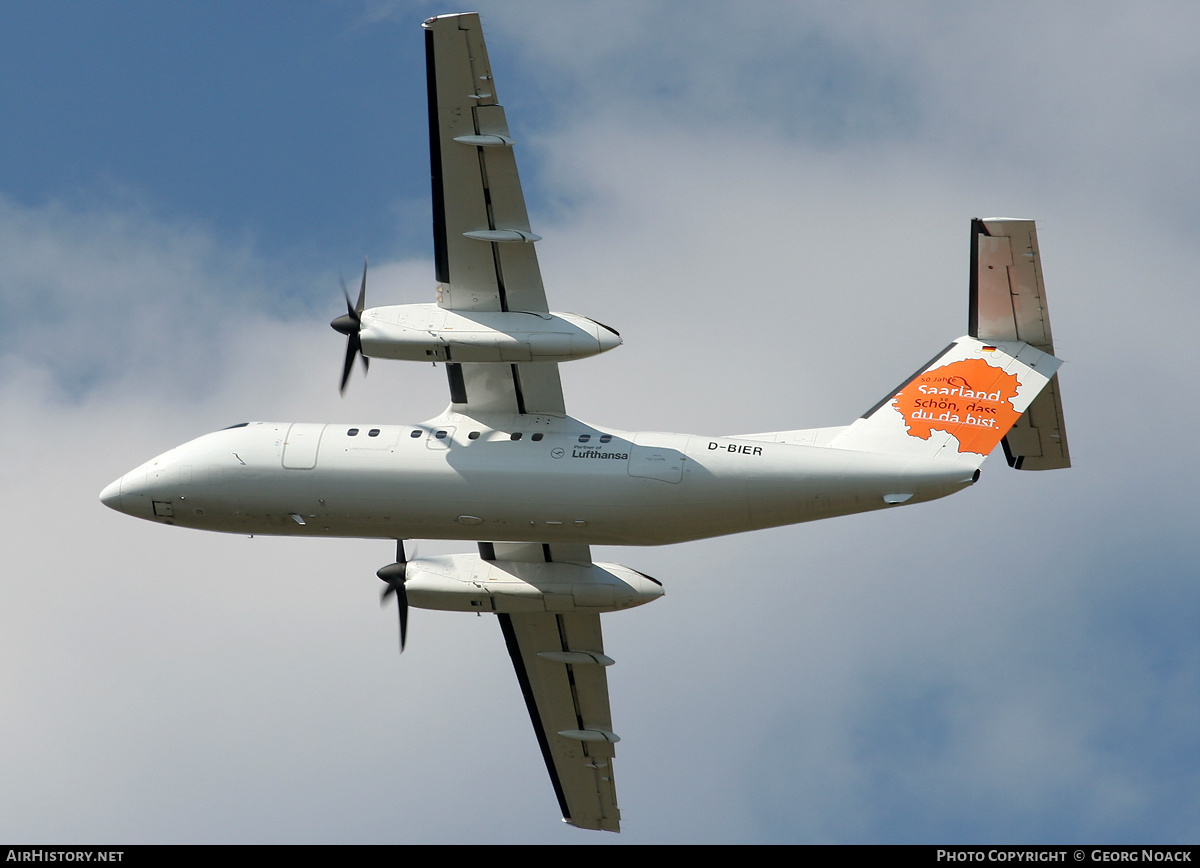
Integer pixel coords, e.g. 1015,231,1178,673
3,0,1200,845
0,2,428,263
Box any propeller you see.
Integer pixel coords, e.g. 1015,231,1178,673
377,539,409,653
331,258,369,394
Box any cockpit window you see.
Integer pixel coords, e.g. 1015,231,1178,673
222,422,249,430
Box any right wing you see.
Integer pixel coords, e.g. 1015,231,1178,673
970,218,1071,470
424,13,565,418
487,542,622,833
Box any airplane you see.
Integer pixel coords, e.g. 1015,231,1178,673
99,12,1070,834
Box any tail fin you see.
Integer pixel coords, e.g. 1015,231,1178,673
831,336,1061,468
832,218,1070,470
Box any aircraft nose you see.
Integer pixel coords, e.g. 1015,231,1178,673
99,477,122,511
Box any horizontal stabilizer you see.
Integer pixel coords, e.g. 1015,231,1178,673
970,218,1070,469
971,218,1054,351
1001,373,1070,470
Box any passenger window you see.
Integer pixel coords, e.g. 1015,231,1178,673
510,432,522,441
531,433,544,442
578,434,591,443
410,430,422,438
468,431,480,440
368,429,380,437
600,434,612,443
347,428,359,436
435,430,448,440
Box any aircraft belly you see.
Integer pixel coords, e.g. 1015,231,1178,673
680,440,975,540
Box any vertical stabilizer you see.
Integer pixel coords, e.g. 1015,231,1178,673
831,336,1062,469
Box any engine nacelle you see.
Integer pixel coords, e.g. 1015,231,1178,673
358,304,621,364
403,554,663,614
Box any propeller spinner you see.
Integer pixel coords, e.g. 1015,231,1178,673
331,258,370,393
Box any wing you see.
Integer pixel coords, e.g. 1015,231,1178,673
970,218,1071,470
485,542,622,833
425,14,620,830
424,13,565,417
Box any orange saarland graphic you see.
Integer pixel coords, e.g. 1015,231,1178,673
891,357,1021,455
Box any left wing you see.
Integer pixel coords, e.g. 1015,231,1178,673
424,13,565,417
487,543,622,833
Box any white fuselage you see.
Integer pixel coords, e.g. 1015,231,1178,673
101,415,977,545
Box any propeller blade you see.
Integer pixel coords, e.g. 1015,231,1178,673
378,540,409,653
339,335,359,394
332,259,370,394
397,582,408,652
355,257,368,314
